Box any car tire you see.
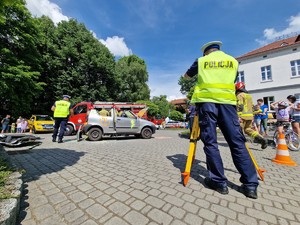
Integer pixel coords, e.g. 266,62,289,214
64,124,74,136
141,127,152,139
88,127,102,141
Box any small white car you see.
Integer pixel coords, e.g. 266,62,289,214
82,109,156,141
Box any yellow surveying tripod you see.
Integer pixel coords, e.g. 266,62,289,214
181,115,265,187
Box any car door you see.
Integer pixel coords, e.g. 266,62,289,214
116,110,139,133
71,104,88,130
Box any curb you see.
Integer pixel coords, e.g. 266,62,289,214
0,145,23,225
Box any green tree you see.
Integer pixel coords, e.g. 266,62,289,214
151,95,171,117
169,110,184,121
115,55,150,102
178,76,197,95
0,0,44,115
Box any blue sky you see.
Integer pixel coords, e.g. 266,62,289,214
26,0,300,100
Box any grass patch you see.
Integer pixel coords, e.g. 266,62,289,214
0,157,15,199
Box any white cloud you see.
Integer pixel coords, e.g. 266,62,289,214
256,13,300,45
26,0,68,24
100,36,132,57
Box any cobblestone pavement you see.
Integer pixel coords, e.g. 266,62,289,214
5,129,300,225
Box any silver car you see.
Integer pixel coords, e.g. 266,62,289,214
83,109,156,141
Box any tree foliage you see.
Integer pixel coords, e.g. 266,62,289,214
136,100,159,117
169,110,184,121
151,95,171,117
0,1,151,117
178,76,197,95
0,0,44,115
115,55,150,102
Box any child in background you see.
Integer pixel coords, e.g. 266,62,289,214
11,123,16,133
253,104,262,133
270,101,291,134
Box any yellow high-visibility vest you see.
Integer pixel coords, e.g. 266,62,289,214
191,51,238,105
54,100,71,118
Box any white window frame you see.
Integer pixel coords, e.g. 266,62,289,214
290,59,300,77
261,65,272,82
263,96,274,111
237,71,245,83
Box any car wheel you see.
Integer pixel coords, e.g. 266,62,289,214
88,127,102,141
64,124,74,136
141,127,152,139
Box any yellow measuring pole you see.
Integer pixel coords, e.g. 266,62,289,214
182,115,200,186
245,143,266,181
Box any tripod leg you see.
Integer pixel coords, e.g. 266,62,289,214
245,143,266,181
182,115,200,186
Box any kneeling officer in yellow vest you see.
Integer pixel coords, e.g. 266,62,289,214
235,82,268,149
51,95,73,143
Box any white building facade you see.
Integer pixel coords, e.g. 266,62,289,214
236,35,300,109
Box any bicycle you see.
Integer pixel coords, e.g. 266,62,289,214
273,122,300,151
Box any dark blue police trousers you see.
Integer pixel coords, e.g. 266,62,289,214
52,118,68,140
197,102,258,189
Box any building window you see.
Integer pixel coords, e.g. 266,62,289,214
237,71,245,83
290,59,300,77
261,65,272,81
263,96,274,111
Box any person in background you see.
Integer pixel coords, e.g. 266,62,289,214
21,119,28,133
257,99,268,136
270,101,291,134
16,116,22,133
287,95,300,136
1,115,11,133
11,123,16,133
99,107,109,116
51,95,73,143
253,105,262,133
235,82,268,149
186,103,196,134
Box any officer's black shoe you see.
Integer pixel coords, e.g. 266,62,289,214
58,139,63,143
52,138,56,142
204,177,229,195
241,185,258,199
261,138,268,150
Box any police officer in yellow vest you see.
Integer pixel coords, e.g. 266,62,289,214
235,82,268,149
183,41,258,199
51,95,73,143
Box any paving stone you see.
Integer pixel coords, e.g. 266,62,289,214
169,206,186,219
130,200,146,211
57,202,77,215
164,194,185,207
160,186,177,195
31,204,55,221
86,204,108,219
104,216,129,225
148,188,161,196
247,208,278,224
108,201,130,216
145,196,165,208
184,213,203,225
77,183,93,191
130,189,148,200
124,210,149,225
30,195,48,208
264,205,295,220
211,204,237,220
238,214,258,225
112,191,130,201
81,219,99,225
78,198,95,209
96,194,111,204
148,208,173,225
183,202,199,214
199,208,216,221
68,191,88,203
48,192,67,205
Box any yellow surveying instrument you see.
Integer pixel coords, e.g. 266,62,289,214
181,115,265,187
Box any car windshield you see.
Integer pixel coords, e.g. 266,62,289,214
36,115,53,121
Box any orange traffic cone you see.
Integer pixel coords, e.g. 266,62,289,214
272,133,297,166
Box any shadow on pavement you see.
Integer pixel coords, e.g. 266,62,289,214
167,154,241,192
7,147,85,224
